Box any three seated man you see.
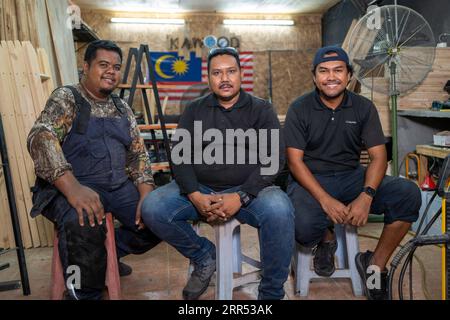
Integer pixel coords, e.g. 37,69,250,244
28,40,421,300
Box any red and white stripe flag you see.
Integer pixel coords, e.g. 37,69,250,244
156,52,254,113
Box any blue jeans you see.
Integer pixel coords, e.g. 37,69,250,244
141,180,295,300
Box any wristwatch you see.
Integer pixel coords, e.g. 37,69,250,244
237,191,253,207
362,186,376,198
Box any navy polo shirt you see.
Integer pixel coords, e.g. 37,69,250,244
284,89,385,173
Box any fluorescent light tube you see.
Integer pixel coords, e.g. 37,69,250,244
111,18,185,25
223,19,294,26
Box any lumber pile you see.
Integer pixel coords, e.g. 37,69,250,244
0,0,78,86
0,41,55,249
0,0,78,249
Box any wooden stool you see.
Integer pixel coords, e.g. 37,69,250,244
51,213,121,300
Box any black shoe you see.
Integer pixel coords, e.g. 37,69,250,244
313,239,338,277
355,250,388,300
118,261,132,277
182,253,216,300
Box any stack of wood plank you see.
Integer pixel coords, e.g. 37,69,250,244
360,47,450,136
0,41,55,249
0,0,78,87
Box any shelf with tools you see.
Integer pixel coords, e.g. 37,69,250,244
416,144,450,160
398,108,449,237
398,109,450,118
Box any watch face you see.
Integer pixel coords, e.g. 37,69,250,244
364,187,376,197
238,191,250,206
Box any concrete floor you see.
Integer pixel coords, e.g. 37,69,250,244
0,223,443,300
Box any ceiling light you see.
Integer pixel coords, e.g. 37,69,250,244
111,18,185,25
223,19,294,26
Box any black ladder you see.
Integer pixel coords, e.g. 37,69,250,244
118,44,173,173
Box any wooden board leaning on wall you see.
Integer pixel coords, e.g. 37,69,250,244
1,0,79,87
0,41,55,249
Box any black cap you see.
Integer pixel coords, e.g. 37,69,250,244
313,46,350,70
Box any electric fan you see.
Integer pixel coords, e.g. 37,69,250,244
348,4,436,176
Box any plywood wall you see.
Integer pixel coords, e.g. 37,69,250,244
77,10,321,115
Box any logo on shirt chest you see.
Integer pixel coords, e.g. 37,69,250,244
345,120,358,125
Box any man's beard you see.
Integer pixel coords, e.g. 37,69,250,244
99,88,114,96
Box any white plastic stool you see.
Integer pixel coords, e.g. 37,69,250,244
191,218,262,300
292,224,363,297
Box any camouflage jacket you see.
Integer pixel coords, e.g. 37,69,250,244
27,83,154,187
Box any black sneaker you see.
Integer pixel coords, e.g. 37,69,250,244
313,239,338,277
118,261,132,277
355,250,388,300
183,254,216,300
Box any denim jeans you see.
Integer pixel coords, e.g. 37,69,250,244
287,166,421,247
141,180,295,300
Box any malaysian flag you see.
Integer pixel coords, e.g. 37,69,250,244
154,52,254,114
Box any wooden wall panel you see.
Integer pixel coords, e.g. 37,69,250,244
78,10,322,115
360,48,450,136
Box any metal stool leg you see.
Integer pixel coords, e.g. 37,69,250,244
345,225,363,296
297,244,313,297
215,221,238,300
335,224,348,269
233,226,242,274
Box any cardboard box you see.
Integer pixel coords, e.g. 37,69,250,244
433,131,450,146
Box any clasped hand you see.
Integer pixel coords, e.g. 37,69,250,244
188,192,242,224
321,193,372,227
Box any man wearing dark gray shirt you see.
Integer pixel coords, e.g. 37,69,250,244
284,46,421,300
142,47,294,300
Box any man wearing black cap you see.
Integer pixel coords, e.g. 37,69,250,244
284,46,421,300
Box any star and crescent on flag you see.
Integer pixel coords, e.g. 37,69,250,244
149,51,254,110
